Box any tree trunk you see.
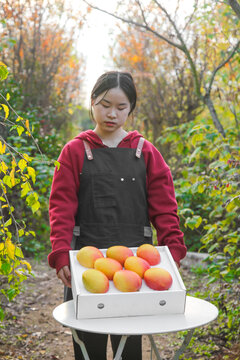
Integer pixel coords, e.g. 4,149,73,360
204,95,226,138
228,0,240,19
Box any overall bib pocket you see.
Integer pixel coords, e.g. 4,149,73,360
93,173,116,208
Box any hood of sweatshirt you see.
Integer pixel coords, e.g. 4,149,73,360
74,129,143,148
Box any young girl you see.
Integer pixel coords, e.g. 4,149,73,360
48,71,187,360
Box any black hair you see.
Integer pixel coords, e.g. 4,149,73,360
90,71,137,120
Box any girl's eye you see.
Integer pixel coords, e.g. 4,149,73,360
102,104,110,108
118,108,126,111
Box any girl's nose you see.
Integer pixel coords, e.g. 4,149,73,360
107,108,117,118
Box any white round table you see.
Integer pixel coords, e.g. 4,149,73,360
53,296,218,360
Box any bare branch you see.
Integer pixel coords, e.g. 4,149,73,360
136,0,148,26
182,0,199,32
206,40,240,95
153,0,187,48
0,93,43,158
0,135,27,161
82,0,184,50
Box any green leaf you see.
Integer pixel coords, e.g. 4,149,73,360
185,215,202,230
54,160,60,171
0,306,5,321
191,133,204,146
189,147,201,163
226,196,240,212
18,159,27,171
7,288,17,301
31,201,40,213
15,246,24,258
17,126,24,136
0,62,8,81
4,217,12,227
1,261,12,275
224,244,236,256
18,229,24,237
26,192,38,207
27,167,36,184
21,182,31,197
197,183,205,193
3,175,13,188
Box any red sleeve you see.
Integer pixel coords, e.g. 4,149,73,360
142,140,187,266
47,140,84,273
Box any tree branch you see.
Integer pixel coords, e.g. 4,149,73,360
206,40,240,95
227,0,240,18
82,0,184,50
152,0,202,97
182,0,199,32
136,0,148,26
0,92,43,157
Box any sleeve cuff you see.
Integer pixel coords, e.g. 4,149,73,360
48,251,70,274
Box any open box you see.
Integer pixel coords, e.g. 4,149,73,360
69,246,186,319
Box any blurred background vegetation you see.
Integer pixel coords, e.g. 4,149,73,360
0,0,239,357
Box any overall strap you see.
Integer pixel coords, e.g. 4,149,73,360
136,137,145,158
83,140,93,160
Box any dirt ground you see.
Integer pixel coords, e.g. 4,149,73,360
0,256,239,360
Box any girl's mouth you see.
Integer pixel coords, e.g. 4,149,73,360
105,121,115,126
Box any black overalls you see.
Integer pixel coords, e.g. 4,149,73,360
65,137,152,360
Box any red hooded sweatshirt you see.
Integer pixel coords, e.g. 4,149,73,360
48,130,186,273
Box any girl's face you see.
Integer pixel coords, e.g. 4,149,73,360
92,87,131,137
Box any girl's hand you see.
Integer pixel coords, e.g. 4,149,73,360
57,265,71,288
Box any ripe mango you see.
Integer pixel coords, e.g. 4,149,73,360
94,257,122,280
106,245,134,266
136,244,160,265
124,256,150,278
144,267,172,291
82,269,109,293
113,270,142,292
76,246,104,268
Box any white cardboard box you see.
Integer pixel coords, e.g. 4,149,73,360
70,246,186,319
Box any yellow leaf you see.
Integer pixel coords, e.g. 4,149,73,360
10,168,15,186
20,260,32,272
5,238,15,260
0,161,8,173
18,159,27,171
16,116,23,122
0,103,9,119
0,242,4,251
11,159,17,169
27,167,36,184
25,119,30,131
0,141,6,155
68,108,73,115
0,61,7,67
22,153,32,162
6,93,10,101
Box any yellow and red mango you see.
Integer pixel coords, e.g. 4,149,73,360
124,256,150,278
106,245,134,266
76,246,104,268
82,269,109,293
113,270,142,292
136,244,160,265
144,267,173,291
94,257,122,280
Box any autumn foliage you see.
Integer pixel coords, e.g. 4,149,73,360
0,0,85,134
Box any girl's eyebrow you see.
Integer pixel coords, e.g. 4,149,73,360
101,98,128,106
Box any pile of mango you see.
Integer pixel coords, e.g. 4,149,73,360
76,244,173,294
